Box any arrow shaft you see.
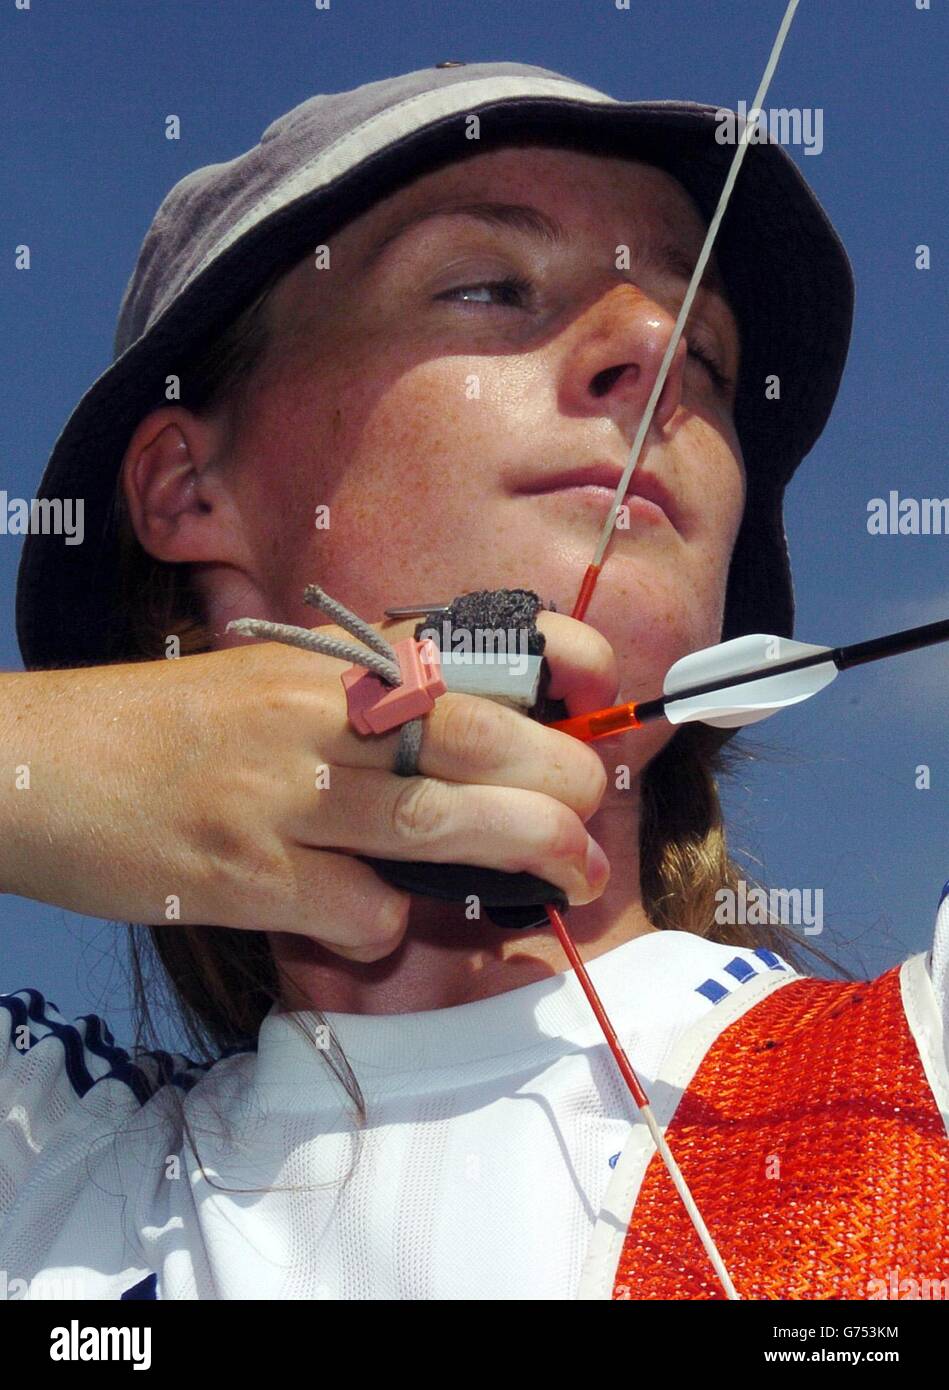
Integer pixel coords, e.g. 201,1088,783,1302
549,650,835,740
547,616,949,742
661,617,949,713
834,617,949,670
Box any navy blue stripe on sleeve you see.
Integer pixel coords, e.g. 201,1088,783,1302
120,1273,158,1300
1,989,255,1108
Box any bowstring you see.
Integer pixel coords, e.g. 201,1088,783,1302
559,0,804,1300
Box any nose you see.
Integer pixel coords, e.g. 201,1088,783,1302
561,282,688,436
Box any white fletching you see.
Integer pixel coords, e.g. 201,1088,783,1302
663,634,838,728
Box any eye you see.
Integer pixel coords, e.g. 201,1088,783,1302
434,276,533,309
686,339,734,395
435,279,733,392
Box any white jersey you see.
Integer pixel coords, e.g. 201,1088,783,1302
2,891,948,1301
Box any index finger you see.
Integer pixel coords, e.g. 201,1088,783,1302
535,612,620,717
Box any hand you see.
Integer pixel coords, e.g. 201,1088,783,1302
0,611,617,963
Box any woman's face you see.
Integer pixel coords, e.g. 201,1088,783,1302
216,143,744,711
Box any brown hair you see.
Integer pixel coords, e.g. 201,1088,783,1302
114,271,843,1167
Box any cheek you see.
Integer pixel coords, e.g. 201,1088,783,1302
683,409,745,550
312,355,512,527
250,357,512,617
657,413,745,638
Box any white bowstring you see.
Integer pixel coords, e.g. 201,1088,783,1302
595,0,802,1301
591,0,801,570
641,1104,740,1300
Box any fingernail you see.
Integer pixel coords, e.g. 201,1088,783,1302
585,838,611,886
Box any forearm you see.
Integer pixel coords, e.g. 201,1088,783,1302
0,666,148,912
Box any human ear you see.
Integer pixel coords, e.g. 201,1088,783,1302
119,405,254,568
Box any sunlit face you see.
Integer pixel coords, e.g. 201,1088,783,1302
210,143,745,711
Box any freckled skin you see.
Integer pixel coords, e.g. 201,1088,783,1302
181,146,747,1013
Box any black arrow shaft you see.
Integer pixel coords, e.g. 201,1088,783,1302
632,616,949,723
834,617,949,669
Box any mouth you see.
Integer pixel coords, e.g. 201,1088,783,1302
513,463,681,534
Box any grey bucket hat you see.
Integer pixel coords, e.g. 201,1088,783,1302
15,59,854,671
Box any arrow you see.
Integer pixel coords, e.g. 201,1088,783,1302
547,617,949,742
539,612,947,1301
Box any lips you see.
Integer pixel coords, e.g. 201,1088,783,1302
514,463,681,534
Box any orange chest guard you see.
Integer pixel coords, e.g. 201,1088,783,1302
613,965,949,1299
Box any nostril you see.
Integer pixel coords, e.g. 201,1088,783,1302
590,363,630,397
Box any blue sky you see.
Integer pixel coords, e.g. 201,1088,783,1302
1,0,946,1051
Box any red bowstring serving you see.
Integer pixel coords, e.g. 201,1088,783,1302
540,560,652,1112
546,904,649,1109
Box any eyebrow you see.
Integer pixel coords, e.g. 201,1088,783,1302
360,199,727,295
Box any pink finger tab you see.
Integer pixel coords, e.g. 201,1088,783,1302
343,638,446,735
